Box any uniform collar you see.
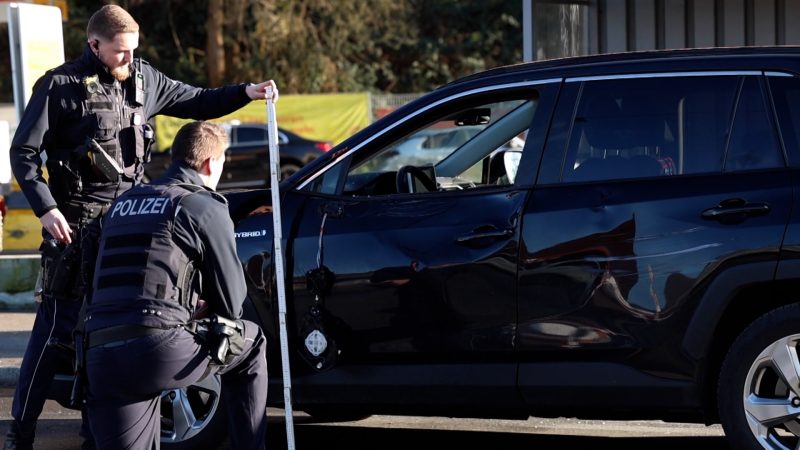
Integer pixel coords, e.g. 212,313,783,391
161,162,212,190
80,44,117,84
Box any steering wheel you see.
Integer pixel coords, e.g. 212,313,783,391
396,165,437,194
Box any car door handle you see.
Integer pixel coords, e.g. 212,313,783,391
456,227,513,244
701,199,770,222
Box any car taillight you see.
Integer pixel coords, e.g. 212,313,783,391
316,142,333,152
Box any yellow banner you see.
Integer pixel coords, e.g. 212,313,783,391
154,92,370,151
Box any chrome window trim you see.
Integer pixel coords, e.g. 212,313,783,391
566,70,762,82
765,71,795,77
296,78,562,190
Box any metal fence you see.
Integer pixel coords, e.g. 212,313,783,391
369,93,423,121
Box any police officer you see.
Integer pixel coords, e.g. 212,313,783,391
4,5,278,449
85,121,268,450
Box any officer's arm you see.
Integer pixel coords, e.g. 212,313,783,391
143,63,250,121
176,194,246,320
10,73,60,217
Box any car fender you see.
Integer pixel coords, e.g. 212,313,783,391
681,260,777,361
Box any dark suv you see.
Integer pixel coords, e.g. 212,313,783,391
49,47,800,450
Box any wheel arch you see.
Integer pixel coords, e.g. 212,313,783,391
683,260,800,422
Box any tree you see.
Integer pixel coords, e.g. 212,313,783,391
0,0,523,101
206,0,225,86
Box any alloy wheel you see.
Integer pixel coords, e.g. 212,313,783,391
742,334,800,449
160,374,222,445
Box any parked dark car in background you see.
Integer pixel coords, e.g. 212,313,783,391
144,122,332,188
49,47,800,450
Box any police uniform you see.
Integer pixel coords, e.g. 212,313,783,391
6,44,253,449
85,162,267,450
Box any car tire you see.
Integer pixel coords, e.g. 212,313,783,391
160,373,227,450
718,304,800,450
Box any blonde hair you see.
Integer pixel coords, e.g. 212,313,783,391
171,122,229,170
86,5,139,41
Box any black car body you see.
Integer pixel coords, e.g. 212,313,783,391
234,46,800,450
49,46,800,450
144,124,331,188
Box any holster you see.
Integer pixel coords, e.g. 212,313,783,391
187,315,245,366
40,239,81,300
39,202,109,302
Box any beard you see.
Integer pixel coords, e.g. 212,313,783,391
111,64,131,82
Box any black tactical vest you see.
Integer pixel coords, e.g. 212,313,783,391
80,60,148,182
88,182,203,331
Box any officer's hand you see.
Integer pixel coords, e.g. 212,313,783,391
245,80,279,103
40,209,73,244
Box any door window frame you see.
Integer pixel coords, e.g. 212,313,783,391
297,79,563,195
537,70,789,186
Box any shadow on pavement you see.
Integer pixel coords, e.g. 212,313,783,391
2,418,732,450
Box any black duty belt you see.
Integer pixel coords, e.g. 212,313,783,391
87,325,165,348
63,201,111,222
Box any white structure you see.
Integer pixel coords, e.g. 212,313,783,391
523,0,800,61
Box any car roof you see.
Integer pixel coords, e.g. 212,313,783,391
292,46,800,188
449,46,800,87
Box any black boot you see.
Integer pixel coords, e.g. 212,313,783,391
2,421,34,450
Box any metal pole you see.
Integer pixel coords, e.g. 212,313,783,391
266,87,296,450
523,0,535,62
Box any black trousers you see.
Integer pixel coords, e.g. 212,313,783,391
9,203,104,447
85,320,268,450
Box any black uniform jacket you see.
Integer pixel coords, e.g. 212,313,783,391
87,162,246,333
10,44,251,217
161,164,247,322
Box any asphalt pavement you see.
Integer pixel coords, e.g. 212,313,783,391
0,310,34,386
0,311,730,449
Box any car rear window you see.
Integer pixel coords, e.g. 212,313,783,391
768,75,800,168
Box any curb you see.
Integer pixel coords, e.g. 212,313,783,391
0,291,37,311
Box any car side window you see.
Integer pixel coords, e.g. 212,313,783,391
559,76,740,183
340,97,536,196
237,126,267,143
768,75,800,167
724,77,784,171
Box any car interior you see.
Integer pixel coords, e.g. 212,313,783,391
341,98,537,197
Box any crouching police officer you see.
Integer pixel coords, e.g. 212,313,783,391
84,121,268,450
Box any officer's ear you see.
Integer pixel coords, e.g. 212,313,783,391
90,39,100,56
198,157,213,176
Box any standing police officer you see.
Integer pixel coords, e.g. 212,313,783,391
4,5,278,449
85,121,268,450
